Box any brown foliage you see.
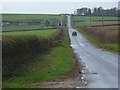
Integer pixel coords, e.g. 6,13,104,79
82,26,118,43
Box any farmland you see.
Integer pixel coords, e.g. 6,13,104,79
72,16,118,26
2,14,64,32
73,16,118,21
72,15,119,52
2,14,78,88
2,25,55,32
2,14,61,21
3,29,56,37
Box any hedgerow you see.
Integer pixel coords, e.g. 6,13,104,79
2,29,63,79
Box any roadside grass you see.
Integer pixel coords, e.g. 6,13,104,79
2,25,55,32
3,29,77,88
102,43,119,52
2,14,61,21
74,26,119,52
2,29,56,37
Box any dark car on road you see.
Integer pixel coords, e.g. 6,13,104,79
72,31,77,36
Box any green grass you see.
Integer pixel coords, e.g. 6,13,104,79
2,29,56,37
3,29,76,88
75,26,119,52
72,16,118,25
2,14,61,32
2,14,61,21
2,25,55,31
73,16,118,21
102,43,119,52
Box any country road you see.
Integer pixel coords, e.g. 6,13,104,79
67,15,119,88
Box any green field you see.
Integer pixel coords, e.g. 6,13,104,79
2,25,55,32
2,14,61,32
2,14,61,21
72,16,118,25
73,16,118,21
3,29,56,37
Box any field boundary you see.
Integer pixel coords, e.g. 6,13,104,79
2,28,63,80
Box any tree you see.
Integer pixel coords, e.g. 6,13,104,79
98,6,103,16
93,7,97,16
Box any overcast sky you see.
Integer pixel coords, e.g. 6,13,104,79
1,0,119,14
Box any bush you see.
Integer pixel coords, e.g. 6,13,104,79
2,29,63,79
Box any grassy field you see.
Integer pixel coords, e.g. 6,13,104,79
2,25,55,32
72,16,118,26
3,29,77,88
3,29,56,37
73,16,118,21
2,14,62,32
2,14,61,21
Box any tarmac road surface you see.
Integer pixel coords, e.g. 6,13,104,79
67,15,118,88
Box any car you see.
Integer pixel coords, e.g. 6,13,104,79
72,31,77,36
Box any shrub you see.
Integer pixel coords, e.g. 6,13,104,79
2,29,63,79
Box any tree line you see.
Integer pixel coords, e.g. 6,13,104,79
75,7,119,17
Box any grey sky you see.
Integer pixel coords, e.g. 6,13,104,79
1,2,118,14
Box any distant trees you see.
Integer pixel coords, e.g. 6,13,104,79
76,8,89,16
91,7,103,16
75,6,119,17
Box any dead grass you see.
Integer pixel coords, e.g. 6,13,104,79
91,25,119,31
82,26,118,43
92,21,118,26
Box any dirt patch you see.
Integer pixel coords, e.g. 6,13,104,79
32,78,84,88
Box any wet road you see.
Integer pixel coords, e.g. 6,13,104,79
67,15,118,88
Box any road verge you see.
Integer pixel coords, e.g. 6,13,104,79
3,28,81,88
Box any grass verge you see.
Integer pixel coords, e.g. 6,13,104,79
3,29,77,88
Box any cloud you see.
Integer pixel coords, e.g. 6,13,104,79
1,0,119,2
1,2,118,14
